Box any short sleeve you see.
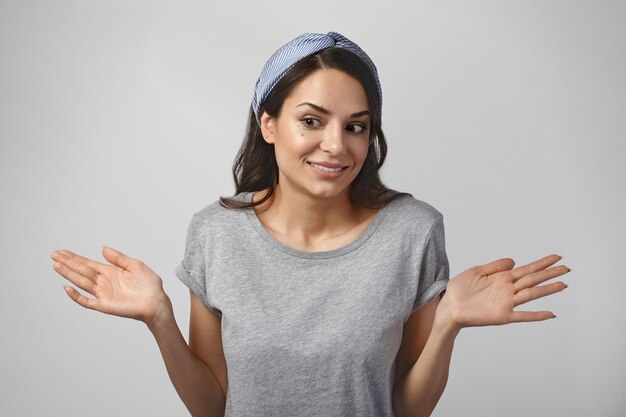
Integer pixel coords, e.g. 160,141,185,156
411,215,450,313
175,212,222,317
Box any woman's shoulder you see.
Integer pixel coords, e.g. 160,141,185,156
384,192,444,223
378,193,445,242
188,193,249,228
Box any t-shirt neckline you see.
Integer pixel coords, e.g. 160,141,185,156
240,191,390,259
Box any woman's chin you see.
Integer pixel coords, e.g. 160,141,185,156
301,185,352,201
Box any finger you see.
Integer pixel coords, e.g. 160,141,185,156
475,258,516,276
509,310,556,323
513,281,567,306
54,253,98,281
510,254,562,281
52,260,96,295
102,246,135,270
63,286,98,311
51,249,107,274
514,264,570,292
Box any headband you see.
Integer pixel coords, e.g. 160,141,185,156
251,31,382,127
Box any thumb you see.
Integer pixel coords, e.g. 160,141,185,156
102,246,133,270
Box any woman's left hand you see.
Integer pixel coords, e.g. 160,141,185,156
435,254,570,333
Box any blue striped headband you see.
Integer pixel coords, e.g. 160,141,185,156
251,31,382,127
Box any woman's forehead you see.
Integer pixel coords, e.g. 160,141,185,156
285,69,369,112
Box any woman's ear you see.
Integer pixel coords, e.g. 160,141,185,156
260,109,275,144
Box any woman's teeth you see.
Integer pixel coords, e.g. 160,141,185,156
309,162,344,172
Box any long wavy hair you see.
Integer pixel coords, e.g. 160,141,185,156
219,47,411,209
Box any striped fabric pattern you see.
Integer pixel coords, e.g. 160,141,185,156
251,31,382,127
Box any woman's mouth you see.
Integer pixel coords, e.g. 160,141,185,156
308,162,345,172
307,162,348,178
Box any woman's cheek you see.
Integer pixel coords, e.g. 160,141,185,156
357,140,369,162
293,131,320,152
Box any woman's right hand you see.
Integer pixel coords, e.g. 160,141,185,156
50,246,171,327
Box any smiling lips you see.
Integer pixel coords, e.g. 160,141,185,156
307,161,348,172
307,161,349,178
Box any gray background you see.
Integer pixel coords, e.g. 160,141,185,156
1,0,624,416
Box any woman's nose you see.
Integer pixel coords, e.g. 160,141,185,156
319,123,347,154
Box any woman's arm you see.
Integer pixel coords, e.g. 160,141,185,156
393,254,569,417
51,247,226,417
392,296,458,417
147,297,226,417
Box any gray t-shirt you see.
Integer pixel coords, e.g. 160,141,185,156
175,191,450,417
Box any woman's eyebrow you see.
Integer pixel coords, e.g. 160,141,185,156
296,102,370,118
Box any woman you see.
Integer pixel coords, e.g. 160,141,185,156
50,31,569,417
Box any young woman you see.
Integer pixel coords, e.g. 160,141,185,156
50,31,570,417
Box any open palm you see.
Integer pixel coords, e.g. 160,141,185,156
441,254,569,329
51,246,168,325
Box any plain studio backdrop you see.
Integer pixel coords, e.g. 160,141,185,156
1,0,624,416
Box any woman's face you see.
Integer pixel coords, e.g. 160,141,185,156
261,68,371,202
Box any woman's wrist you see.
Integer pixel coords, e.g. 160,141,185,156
432,295,462,339
145,293,175,334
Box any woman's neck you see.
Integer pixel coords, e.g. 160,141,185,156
252,184,375,251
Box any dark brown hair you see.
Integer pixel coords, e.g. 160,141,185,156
219,47,411,209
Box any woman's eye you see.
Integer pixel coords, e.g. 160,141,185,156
302,117,321,127
347,124,367,134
